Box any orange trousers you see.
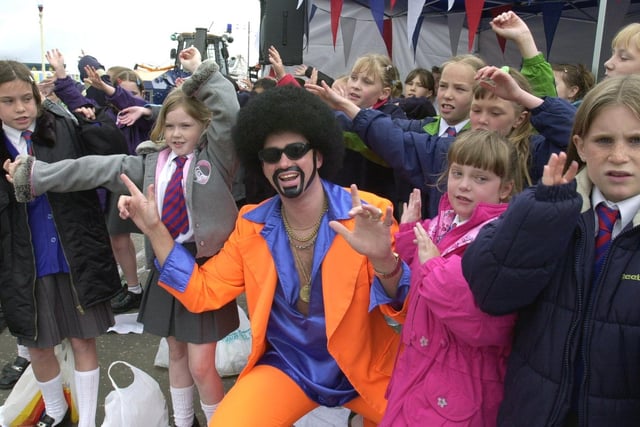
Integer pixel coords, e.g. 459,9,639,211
210,364,380,426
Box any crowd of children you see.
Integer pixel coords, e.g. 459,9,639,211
2,8,640,427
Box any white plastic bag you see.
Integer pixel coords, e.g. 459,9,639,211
0,339,78,426
295,406,352,426
153,337,169,369
101,361,169,427
215,305,252,377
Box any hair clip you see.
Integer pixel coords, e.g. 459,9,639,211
385,64,393,71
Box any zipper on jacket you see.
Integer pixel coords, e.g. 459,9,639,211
548,226,586,426
46,194,84,314
578,226,632,426
24,204,39,341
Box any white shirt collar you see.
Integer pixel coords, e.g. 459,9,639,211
438,118,469,137
591,186,640,237
2,123,35,154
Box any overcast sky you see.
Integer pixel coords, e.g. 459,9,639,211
1,0,261,76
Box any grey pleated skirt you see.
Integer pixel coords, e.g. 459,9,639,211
19,274,114,348
104,190,141,235
138,243,239,343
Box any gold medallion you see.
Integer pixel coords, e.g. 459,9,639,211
299,283,311,303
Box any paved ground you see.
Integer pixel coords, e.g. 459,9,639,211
0,234,241,426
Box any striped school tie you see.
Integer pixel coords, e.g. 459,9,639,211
594,203,619,279
445,126,457,137
21,130,33,155
162,156,189,239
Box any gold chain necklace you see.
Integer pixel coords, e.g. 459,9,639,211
290,235,317,250
282,197,328,247
292,245,312,303
283,195,328,303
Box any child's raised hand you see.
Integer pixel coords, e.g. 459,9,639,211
305,80,359,118
475,66,522,102
73,106,96,120
542,152,578,186
179,47,202,73
84,65,113,94
239,78,253,91
490,11,530,42
37,77,55,98
294,64,308,76
305,80,341,107
45,49,66,78
308,68,318,85
414,222,439,264
3,156,25,184
116,106,150,127
400,188,422,224
268,45,285,81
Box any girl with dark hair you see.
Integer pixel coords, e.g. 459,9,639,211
0,59,121,427
6,47,241,427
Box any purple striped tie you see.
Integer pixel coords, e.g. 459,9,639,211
21,130,33,155
594,204,619,279
162,156,189,239
445,126,457,137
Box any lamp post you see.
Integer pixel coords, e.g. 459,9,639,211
38,4,44,74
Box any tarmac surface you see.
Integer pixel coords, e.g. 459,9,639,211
0,233,241,426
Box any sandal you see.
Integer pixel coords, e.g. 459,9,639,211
0,356,30,390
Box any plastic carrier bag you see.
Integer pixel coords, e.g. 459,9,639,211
0,339,78,426
101,361,169,427
215,305,252,377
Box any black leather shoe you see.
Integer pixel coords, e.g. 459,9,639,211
110,284,128,305
0,356,30,389
111,290,143,314
36,408,71,427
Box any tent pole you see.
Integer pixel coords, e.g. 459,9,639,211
592,0,608,79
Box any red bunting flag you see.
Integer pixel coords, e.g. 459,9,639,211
331,0,344,48
383,19,393,58
464,0,485,51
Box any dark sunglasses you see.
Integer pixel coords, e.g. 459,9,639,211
258,142,312,164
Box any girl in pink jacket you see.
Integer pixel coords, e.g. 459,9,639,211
381,130,521,426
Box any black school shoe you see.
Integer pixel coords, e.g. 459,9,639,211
36,408,71,427
111,289,143,314
110,284,128,305
0,356,30,389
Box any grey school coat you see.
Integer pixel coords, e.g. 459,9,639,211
13,59,240,266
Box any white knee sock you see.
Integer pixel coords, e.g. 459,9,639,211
171,384,195,427
36,372,68,424
74,368,100,427
17,344,30,361
200,400,220,423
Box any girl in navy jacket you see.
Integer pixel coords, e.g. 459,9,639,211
463,75,640,426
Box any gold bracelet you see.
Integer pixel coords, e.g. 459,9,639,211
373,252,401,279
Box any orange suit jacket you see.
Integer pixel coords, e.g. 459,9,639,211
159,185,403,418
